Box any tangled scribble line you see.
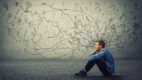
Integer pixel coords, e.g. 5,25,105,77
2,1,140,58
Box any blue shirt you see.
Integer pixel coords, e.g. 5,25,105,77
88,48,115,73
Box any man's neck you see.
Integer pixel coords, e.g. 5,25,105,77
99,48,103,51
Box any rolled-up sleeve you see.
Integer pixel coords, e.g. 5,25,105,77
88,50,105,61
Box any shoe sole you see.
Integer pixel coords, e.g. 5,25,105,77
74,75,87,78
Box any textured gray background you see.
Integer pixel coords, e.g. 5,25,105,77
0,0,142,60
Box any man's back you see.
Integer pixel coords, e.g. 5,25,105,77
103,48,115,73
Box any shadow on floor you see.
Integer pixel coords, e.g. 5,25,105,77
75,75,126,80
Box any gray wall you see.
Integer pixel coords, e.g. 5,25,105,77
0,0,142,60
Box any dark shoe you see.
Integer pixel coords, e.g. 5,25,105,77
74,70,87,77
104,74,112,77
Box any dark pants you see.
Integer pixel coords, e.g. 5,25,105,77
84,60,112,77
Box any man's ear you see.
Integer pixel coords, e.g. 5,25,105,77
100,45,103,48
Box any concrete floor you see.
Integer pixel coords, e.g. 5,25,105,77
0,59,141,80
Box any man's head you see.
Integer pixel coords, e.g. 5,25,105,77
95,40,105,51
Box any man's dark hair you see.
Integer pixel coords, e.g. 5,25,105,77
96,40,105,48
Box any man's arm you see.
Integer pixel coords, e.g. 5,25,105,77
92,50,97,55
88,50,106,61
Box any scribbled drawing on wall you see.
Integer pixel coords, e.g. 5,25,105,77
1,0,140,59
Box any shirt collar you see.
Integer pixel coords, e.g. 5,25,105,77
100,48,106,51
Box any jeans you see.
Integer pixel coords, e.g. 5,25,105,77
84,59,112,77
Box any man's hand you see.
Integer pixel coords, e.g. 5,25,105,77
92,49,98,55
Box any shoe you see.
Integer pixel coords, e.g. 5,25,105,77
74,70,87,77
104,74,112,77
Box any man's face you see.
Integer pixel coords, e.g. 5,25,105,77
95,42,102,51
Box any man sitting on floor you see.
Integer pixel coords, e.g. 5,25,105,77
74,40,115,77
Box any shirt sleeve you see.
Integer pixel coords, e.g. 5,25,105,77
88,50,106,61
